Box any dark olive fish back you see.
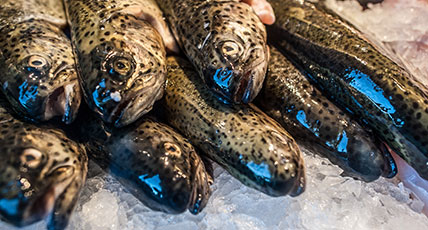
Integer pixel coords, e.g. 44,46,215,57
268,0,428,179
0,97,87,230
0,0,81,123
162,56,305,197
65,0,166,127
157,0,268,103
80,115,211,214
257,47,396,181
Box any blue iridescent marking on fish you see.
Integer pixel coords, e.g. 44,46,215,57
296,110,320,137
213,68,233,91
138,174,163,198
0,198,20,216
18,80,38,109
336,131,348,153
92,79,107,113
247,161,271,182
344,69,403,126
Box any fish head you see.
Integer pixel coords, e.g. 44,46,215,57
0,21,81,124
198,4,268,104
0,128,84,227
78,14,166,127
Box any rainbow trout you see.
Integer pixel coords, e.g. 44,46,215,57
0,97,87,230
256,47,396,181
267,0,428,179
156,0,269,103
78,113,211,214
0,0,81,123
162,56,305,197
65,0,167,127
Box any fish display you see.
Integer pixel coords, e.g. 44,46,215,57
65,0,167,127
0,97,88,230
256,46,396,181
78,113,212,214
267,0,428,179
162,56,305,197
0,0,81,123
156,0,269,104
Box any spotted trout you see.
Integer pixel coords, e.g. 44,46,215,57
156,0,269,104
267,0,428,179
65,0,167,127
0,0,81,123
256,46,396,181
0,97,88,230
77,112,211,214
162,56,305,197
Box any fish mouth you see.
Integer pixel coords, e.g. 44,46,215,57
43,83,80,124
106,98,132,126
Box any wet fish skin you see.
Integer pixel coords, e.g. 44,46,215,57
0,0,81,124
0,98,88,230
257,46,396,182
162,56,305,197
65,0,166,127
267,0,428,179
156,0,269,104
80,114,211,214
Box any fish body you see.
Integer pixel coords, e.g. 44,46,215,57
162,56,305,197
0,97,88,230
79,113,211,214
268,0,428,179
257,47,396,181
0,0,81,123
65,0,167,127
156,0,269,103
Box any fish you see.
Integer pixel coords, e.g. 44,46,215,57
267,0,428,179
0,97,88,230
77,112,211,214
65,0,167,127
161,56,305,197
0,0,81,124
156,0,269,104
256,46,396,181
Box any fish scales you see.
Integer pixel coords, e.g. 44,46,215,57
0,0,81,123
267,0,428,179
156,0,268,104
162,56,305,197
0,97,87,230
65,0,166,127
257,46,396,181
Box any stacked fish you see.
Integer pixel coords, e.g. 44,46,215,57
0,0,426,229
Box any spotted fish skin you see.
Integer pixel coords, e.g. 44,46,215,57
268,0,428,179
162,56,305,197
0,0,81,124
78,113,211,214
156,0,268,104
257,47,396,181
0,97,88,230
65,0,166,127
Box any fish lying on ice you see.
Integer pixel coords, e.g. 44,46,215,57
256,46,396,181
77,112,212,214
0,97,88,230
267,0,428,179
0,0,81,123
161,56,305,197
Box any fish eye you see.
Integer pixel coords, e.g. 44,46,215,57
107,56,134,78
20,148,42,168
28,55,47,68
164,142,181,156
221,41,242,58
